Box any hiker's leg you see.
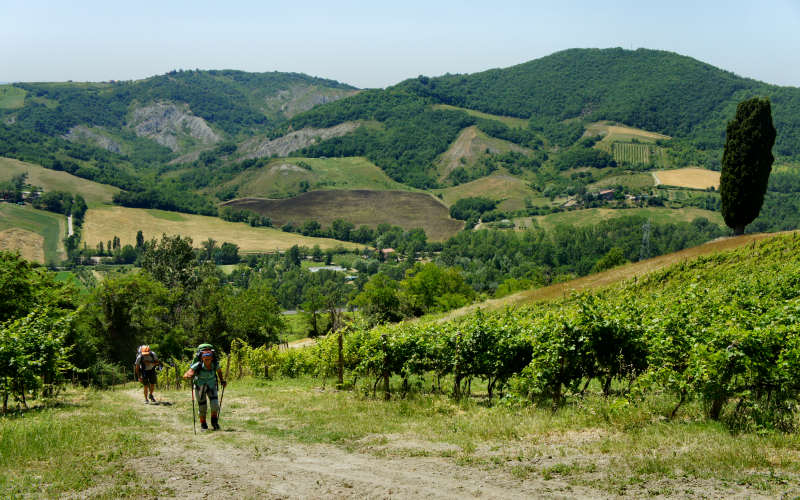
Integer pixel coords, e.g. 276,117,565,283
142,378,148,400
195,385,208,422
209,385,220,429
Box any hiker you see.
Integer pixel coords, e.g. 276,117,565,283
134,345,161,404
183,344,226,431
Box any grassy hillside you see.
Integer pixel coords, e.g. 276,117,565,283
228,157,413,198
82,206,362,253
436,173,540,212
0,203,65,263
514,206,723,232
224,190,464,241
0,157,119,206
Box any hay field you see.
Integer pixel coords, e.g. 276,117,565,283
436,172,539,212
514,207,724,231
432,104,529,129
83,206,362,253
0,228,45,263
0,157,119,206
654,168,720,189
230,157,411,198
224,190,463,241
0,203,65,263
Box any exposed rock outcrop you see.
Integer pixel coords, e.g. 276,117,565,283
240,122,360,159
264,84,358,118
64,125,123,154
130,102,221,152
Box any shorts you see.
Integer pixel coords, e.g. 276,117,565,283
141,369,157,385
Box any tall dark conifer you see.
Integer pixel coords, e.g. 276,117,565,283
720,97,776,235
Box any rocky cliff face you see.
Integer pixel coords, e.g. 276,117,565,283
239,122,360,159
130,102,221,152
64,125,123,154
264,84,359,118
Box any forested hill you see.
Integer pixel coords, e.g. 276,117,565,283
2,69,357,142
393,48,800,156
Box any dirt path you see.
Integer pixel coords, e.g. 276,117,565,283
124,389,600,499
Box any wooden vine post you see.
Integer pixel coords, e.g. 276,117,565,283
337,327,344,390
381,334,390,400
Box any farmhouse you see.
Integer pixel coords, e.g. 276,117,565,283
598,189,615,200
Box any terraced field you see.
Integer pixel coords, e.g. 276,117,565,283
82,206,362,253
224,190,463,241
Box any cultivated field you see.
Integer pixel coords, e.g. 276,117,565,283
435,126,533,181
0,228,45,263
0,157,120,206
432,104,530,129
228,157,412,199
514,207,723,232
437,173,540,212
0,203,65,263
82,206,362,252
224,190,464,241
654,167,720,189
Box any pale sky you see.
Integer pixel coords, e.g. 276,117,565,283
2,1,799,88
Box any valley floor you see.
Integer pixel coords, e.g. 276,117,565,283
5,379,800,499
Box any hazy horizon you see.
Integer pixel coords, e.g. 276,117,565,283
3,1,800,89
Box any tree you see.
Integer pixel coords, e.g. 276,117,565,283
720,97,776,235
140,234,196,289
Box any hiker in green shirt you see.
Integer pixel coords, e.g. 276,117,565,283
182,345,226,431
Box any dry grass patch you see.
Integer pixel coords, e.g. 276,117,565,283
654,167,720,190
0,157,119,206
0,228,44,263
224,190,463,241
435,126,533,181
83,206,362,253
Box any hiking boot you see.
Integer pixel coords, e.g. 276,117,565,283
211,417,220,431
144,399,149,404
200,421,209,431
148,394,156,403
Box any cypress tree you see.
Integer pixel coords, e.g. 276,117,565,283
720,97,776,235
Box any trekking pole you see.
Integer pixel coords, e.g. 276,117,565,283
191,382,197,435
218,349,232,415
